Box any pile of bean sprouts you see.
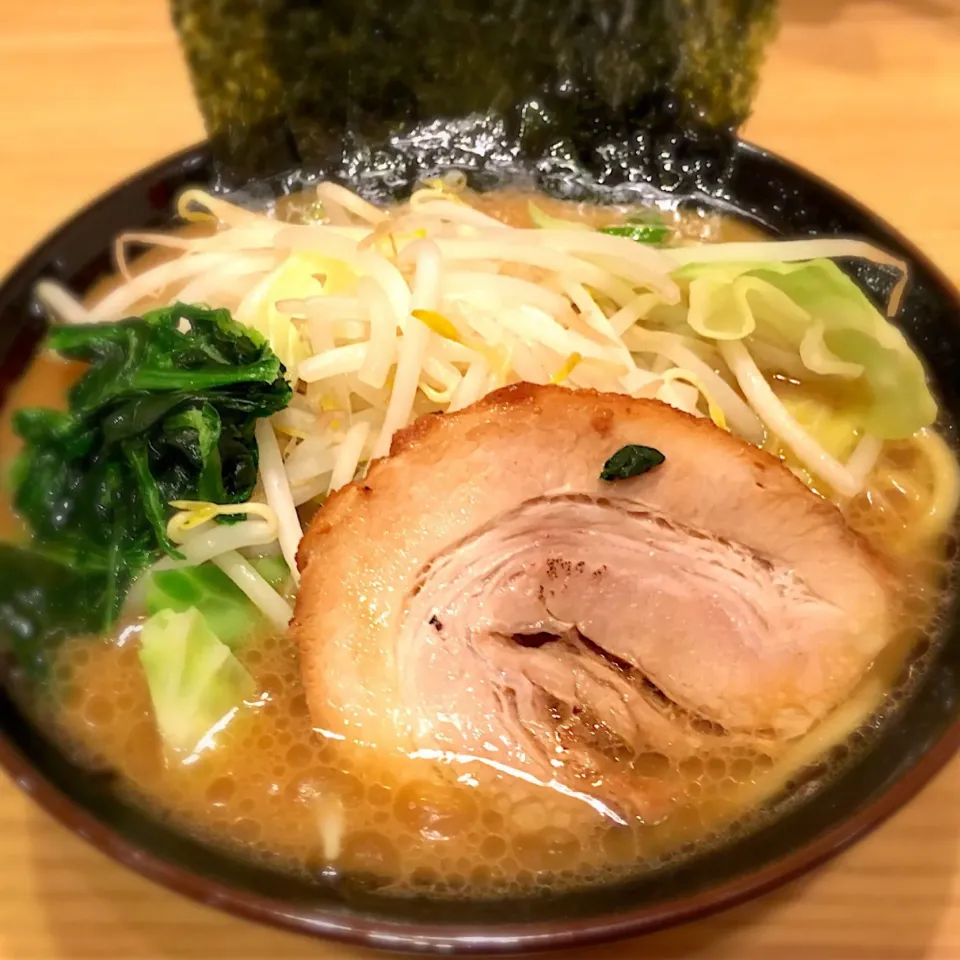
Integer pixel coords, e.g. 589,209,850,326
35,179,959,626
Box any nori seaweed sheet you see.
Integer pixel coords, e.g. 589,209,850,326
172,0,777,192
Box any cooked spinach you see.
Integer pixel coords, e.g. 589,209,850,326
0,546,109,679
0,303,291,674
600,444,666,482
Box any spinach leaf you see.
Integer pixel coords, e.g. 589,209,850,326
0,303,291,675
600,444,666,481
0,546,110,680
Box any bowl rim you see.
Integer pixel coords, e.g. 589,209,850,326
1,139,959,955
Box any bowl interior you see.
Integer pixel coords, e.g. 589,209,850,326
1,140,960,954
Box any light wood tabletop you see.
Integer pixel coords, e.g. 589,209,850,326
1,1,960,957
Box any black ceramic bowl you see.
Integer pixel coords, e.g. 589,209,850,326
1,141,959,955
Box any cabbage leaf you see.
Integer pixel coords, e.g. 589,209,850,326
234,255,320,381
673,258,936,439
138,606,255,758
146,557,291,649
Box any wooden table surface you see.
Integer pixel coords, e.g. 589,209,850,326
2,1,960,957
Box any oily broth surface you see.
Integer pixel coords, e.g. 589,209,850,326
40,548,950,899
47,628,763,895
41,541,950,898
0,192,953,898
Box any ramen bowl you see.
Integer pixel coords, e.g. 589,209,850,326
0,140,958,954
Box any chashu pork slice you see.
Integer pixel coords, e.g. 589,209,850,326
294,384,893,813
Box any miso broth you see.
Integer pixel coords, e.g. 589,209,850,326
26,527,952,898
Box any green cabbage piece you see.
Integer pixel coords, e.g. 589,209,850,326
138,607,255,758
673,259,937,439
778,387,864,463
249,554,290,590
145,557,291,650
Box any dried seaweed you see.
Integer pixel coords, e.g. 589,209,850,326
172,0,777,187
